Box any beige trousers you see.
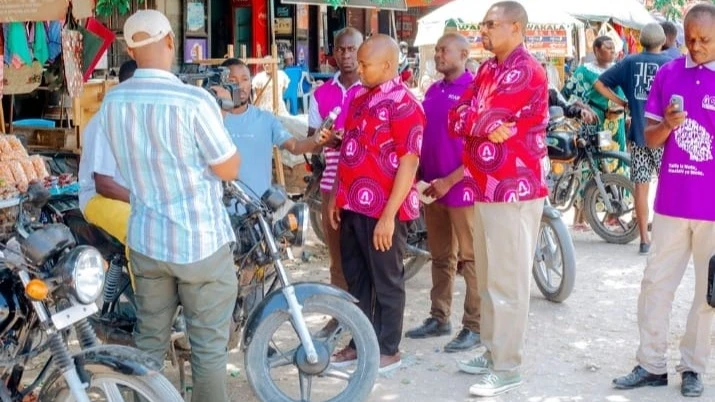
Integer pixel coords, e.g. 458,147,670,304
473,198,544,372
637,213,715,375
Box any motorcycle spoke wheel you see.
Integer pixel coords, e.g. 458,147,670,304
532,217,576,303
245,295,379,402
583,173,639,244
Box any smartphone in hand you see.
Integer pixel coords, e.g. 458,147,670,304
670,94,684,112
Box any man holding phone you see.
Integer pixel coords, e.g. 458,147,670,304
612,3,715,398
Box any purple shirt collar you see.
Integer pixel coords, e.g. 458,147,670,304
685,55,715,71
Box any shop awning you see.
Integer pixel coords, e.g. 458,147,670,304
406,0,453,7
280,0,408,11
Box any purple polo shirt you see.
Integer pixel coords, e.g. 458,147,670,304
644,56,715,221
421,72,473,207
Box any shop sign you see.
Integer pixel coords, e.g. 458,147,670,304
280,0,407,11
453,28,569,58
0,0,68,23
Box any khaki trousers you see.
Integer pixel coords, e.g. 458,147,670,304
130,244,238,402
424,202,480,332
637,213,715,375
473,198,543,372
321,191,348,290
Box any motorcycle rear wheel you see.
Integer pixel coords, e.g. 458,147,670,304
309,208,326,245
584,173,638,244
40,364,183,402
532,216,576,303
245,294,379,402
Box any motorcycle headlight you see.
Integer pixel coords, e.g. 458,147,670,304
56,246,105,304
273,203,308,248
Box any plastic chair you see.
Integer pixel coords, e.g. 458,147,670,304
298,71,317,114
283,67,303,116
12,119,56,128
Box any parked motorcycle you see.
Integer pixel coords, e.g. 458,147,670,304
0,184,182,402
546,106,637,244
43,182,380,402
300,154,431,281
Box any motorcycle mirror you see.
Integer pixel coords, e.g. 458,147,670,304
549,106,565,122
26,182,51,208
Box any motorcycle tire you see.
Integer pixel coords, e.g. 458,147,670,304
532,216,576,303
245,294,379,402
40,363,183,402
404,253,430,282
309,208,326,245
584,173,639,244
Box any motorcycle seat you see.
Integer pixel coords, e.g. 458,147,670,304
62,209,125,259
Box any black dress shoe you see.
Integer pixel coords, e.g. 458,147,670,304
405,317,451,339
682,371,704,397
613,366,668,389
443,328,481,353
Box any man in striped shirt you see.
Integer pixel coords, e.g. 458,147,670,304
307,27,363,294
97,10,240,402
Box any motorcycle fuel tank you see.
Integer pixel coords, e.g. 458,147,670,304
546,131,577,161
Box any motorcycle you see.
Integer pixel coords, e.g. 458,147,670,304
0,183,182,402
44,182,381,402
300,154,431,281
546,106,637,244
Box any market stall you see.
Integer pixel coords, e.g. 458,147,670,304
413,0,584,92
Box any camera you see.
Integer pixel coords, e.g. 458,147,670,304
177,66,239,111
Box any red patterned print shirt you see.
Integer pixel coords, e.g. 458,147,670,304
336,77,425,221
449,44,549,203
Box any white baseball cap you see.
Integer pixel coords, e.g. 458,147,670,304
123,10,173,48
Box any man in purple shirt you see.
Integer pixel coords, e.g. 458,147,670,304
612,4,715,398
404,33,481,353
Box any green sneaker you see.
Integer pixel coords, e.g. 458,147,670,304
469,370,523,397
457,352,492,374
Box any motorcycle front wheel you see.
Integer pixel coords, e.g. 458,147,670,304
532,216,576,302
245,294,379,402
40,364,183,402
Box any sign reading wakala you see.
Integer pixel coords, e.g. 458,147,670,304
452,28,570,58
280,0,407,11
0,0,68,23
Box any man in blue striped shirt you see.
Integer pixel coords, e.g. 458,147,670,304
97,10,240,402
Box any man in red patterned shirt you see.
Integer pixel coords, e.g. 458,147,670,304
449,1,549,397
328,34,425,373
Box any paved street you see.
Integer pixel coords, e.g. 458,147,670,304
165,209,715,402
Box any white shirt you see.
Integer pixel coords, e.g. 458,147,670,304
252,70,291,115
78,115,127,213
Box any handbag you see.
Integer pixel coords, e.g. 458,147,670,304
61,15,84,98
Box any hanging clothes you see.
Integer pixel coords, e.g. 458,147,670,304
47,20,63,62
6,22,33,66
33,22,50,65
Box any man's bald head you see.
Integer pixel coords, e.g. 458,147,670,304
438,32,469,52
435,33,470,78
491,1,528,33
357,34,401,88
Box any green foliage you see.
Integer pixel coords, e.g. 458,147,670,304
652,0,715,20
94,0,144,17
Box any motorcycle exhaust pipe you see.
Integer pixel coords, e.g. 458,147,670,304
406,244,430,259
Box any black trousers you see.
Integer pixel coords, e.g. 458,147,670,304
340,210,407,356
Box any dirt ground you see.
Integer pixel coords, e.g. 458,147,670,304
160,207,715,402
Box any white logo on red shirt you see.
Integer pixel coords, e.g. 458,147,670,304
358,188,375,205
502,69,522,85
674,118,713,163
345,139,357,157
389,152,399,168
518,180,531,197
479,143,497,162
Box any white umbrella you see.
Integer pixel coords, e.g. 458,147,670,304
557,0,656,29
414,0,584,47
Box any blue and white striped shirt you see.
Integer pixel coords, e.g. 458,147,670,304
98,69,236,264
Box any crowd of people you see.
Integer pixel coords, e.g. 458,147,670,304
76,0,714,400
